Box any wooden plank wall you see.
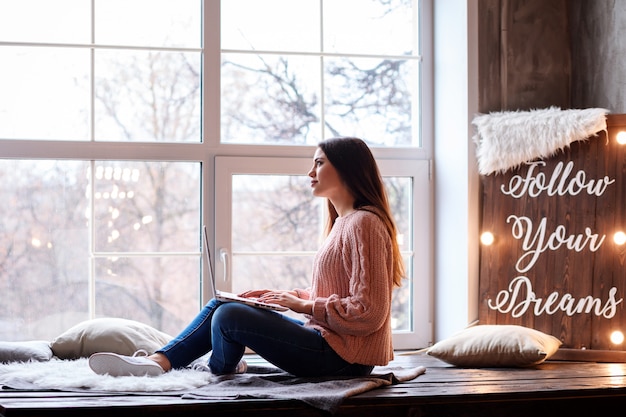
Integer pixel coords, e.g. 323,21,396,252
478,114,626,351
478,0,570,113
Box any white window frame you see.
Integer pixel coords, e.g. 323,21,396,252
215,156,432,349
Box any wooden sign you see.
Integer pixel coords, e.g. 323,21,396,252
479,114,626,352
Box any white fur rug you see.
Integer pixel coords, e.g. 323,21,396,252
0,358,215,393
472,107,609,175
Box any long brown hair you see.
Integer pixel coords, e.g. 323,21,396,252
318,137,405,287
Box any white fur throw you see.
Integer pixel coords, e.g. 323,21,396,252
0,358,215,392
472,107,609,175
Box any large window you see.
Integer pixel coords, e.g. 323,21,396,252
0,0,432,349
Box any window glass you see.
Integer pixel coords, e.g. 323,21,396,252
0,47,89,140
221,54,322,145
0,1,201,143
0,160,201,340
323,0,416,55
230,174,322,292
220,0,421,147
95,0,202,48
95,256,199,335
0,0,90,44
92,162,200,252
221,0,320,52
324,57,418,146
0,160,89,340
384,177,413,332
95,50,201,142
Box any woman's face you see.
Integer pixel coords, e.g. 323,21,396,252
308,147,344,199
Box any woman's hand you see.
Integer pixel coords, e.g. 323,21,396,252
238,289,313,314
239,289,298,299
239,290,312,315
238,289,272,298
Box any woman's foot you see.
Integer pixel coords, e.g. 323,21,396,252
235,359,248,374
192,359,247,375
88,350,165,377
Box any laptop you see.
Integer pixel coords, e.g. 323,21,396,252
202,226,288,312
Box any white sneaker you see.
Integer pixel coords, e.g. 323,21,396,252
88,350,164,377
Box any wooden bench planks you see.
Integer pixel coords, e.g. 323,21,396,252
3,353,626,417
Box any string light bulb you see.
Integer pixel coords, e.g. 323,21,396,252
610,330,624,345
480,231,495,246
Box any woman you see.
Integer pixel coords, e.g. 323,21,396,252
89,137,405,377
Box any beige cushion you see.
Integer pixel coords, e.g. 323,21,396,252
50,318,172,359
426,324,562,367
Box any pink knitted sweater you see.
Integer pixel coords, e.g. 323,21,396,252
298,208,395,366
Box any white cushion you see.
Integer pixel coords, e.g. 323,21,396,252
426,324,562,367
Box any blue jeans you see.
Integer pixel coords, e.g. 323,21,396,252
157,299,373,377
